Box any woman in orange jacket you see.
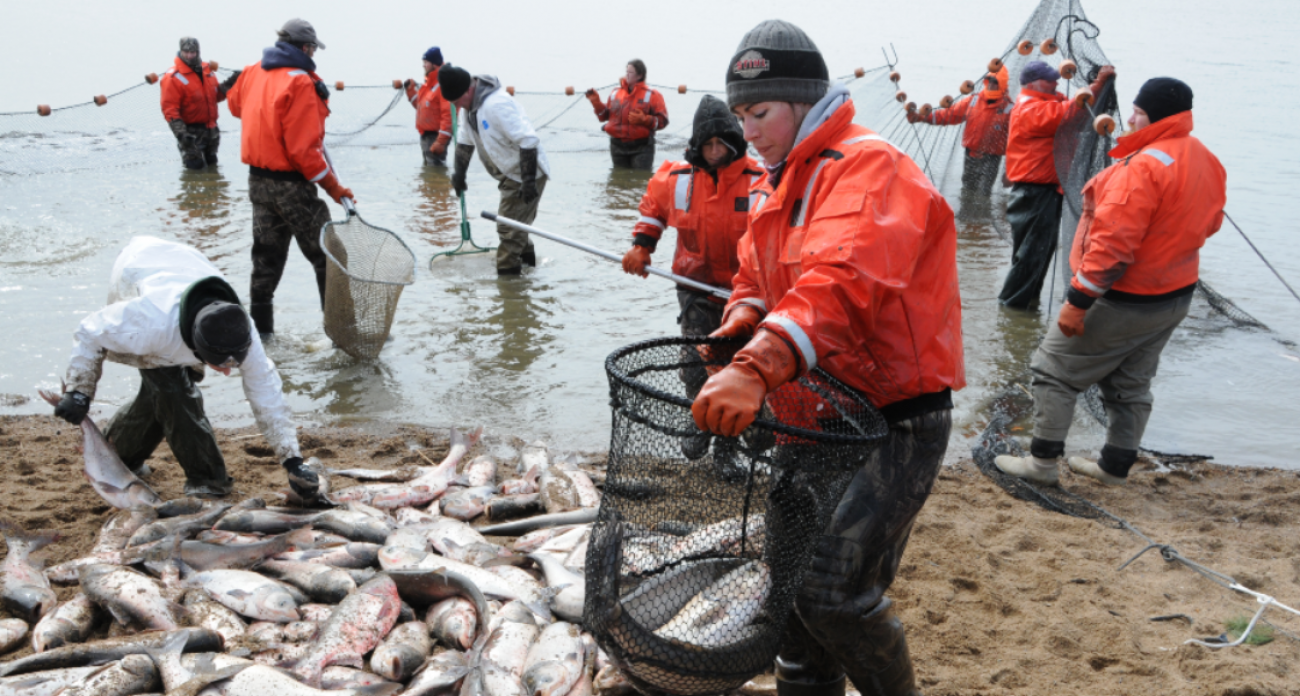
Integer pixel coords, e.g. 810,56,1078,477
160,37,239,169
403,47,454,167
692,20,964,696
911,65,1012,210
584,60,668,170
997,77,1226,487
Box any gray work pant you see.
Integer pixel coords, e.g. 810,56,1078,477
483,159,547,271
103,366,232,493
1031,294,1192,460
419,131,447,167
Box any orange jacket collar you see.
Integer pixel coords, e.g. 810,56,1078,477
780,100,856,179
172,56,207,77
619,78,645,96
1019,87,1064,103
1109,110,1194,159
424,65,440,89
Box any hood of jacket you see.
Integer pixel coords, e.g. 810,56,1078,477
685,94,747,172
470,74,502,113
261,41,317,72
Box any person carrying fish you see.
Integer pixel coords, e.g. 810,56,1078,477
51,236,317,500
908,63,1012,212
998,60,1115,309
439,64,551,276
996,77,1226,487
226,18,354,336
403,46,454,167
691,20,964,696
160,36,240,170
584,60,669,170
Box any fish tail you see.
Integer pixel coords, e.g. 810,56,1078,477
0,521,61,552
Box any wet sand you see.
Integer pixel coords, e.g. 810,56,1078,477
0,414,1296,695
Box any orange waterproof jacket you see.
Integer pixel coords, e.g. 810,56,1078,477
226,61,332,180
927,92,1013,156
1005,88,1079,184
160,57,224,128
1067,111,1226,307
632,156,763,290
729,100,965,409
595,79,668,142
405,68,453,137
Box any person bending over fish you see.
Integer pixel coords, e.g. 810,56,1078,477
51,235,317,500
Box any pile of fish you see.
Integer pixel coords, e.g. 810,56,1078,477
0,409,774,696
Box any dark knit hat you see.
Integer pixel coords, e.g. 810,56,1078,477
686,95,746,170
1020,60,1060,85
193,302,251,368
179,37,200,54
439,64,472,101
725,20,828,108
423,46,443,65
1133,77,1193,124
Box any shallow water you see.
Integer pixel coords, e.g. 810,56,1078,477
1,0,1296,467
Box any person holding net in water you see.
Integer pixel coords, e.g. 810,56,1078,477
908,63,1012,215
996,77,1226,487
692,20,964,696
584,60,669,171
160,37,240,170
998,59,1114,309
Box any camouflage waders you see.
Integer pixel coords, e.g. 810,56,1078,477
178,124,220,170
248,173,331,309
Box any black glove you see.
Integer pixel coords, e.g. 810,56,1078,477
218,69,242,96
313,80,330,102
168,119,187,139
452,143,474,195
518,147,540,204
54,391,90,426
282,457,319,501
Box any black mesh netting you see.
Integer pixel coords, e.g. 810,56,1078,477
586,337,887,696
321,207,416,360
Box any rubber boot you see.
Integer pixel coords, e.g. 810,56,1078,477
993,454,1059,485
775,615,847,696
521,247,537,267
840,600,921,696
250,303,274,337
776,661,846,696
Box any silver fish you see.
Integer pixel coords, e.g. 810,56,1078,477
312,508,393,544
211,663,387,696
271,543,381,569
480,602,541,681
622,514,766,576
477,510,597,537
31,593,98,652
213,509,320,535
92,507,158,553
458,456,497,488
182,590,247,645
510,527,577,554
441,486,496,521
38,389,161,509
56,654,158,696
394,507,441,527
0,665,104,696
321,665,399,690
426,597,478,650
0,619,26,655
177,528,313,571
527,553,585,624
0,524,59,623
0,627,221,678
403,650,469,696
298,604,335,623
127,503,230,547
186,569,301,623
369,621,432,682
256,560,357,604
340,428,483,510
522,622,584,696
327,467,421,482
291,575,402,687
654,561,771,648
381,552,552,621
79,564,182,631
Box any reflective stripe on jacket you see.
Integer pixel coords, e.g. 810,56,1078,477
597,78,668,141
1068,111,1226,304
928,92,1013,156
160,57,224,128
633,156,762,289
1005,88,1078,184
64,236,301,462
729,99,965,408
406,68,453,137
226,61,332,180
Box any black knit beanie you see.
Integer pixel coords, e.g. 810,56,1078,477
439,64,473,101
1133,77,1193,124
193,302,251,366
726,20,828,109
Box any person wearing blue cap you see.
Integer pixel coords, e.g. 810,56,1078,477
404,47,454,166
999,59,1113,309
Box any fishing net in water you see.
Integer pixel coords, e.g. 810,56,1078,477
321,206,416,360
587,337,887,696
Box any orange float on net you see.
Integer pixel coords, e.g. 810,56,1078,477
1058,60,1078,80
960,80,975,95
1093,114,1116,136
37,105,51,116
939,95,954,108
1074,91,1095,108
335,81,345,91
507,86,516,96
918,103,933,118
854,67,865,78
1040,38,1059,55
988,57,1004,74
889,71,901,83
677,84,687,94
208,60,219,71
93,95,107,106
1017,40,1035,56
565,86,574,96
392,79,403,90
895,90,907,103
145,73,159,85
905,101,917,114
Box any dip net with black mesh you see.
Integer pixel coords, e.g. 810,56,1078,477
321,205,416,360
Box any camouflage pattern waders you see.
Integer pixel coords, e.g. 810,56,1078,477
103,366,233,496
482,158,547,272
248,174,331,307
419,132,448,167
178,124,220,170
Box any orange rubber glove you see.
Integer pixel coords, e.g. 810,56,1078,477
622,245,651,277
1058,302,1087,337
318,173,355,205
585,89,604,114
628,110,655,127
692,329,800,437
698,303,765,367
430,133,450,157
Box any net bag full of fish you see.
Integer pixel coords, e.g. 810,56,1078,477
320,209,416,360
587,336,888,696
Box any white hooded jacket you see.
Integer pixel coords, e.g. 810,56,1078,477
64,236,301,462
464,75,552,183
